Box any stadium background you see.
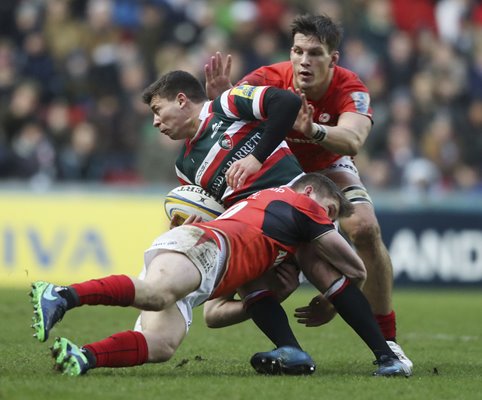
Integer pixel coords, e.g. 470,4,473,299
0,0,481,287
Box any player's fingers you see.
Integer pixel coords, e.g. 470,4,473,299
215,52,223,75
307,104,315,117
225,54,232,75
305,321,322,328
300,93,309,113
232,168,244,188
215,51,221,61
204,63,211,81
225,165,236,187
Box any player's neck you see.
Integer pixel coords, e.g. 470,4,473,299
188,102,206,137
304,68,334,101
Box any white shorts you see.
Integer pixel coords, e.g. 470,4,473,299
134,225,227,332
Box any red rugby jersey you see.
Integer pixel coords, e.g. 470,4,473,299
240,62,373,171
195,186,334,298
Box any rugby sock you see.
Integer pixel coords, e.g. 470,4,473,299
68,275,135,307
244,290,302,350
375,311,397,342
83,330,148,368
326,277,395,360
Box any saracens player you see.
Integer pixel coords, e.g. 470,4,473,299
204,14,412,372
30,173,410,377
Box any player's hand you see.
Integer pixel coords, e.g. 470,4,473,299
204,52,233,100
169,213,202,229
272,262,300,302
169,213,186,229
294,294,337,327
225,154,261,189
292,90,315,138
183,214,203,225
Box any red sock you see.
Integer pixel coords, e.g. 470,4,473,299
84,331,149,368
375,311,397,341
70,274,135,307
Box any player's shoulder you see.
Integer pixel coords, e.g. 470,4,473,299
246,62,292,88
333,66,369,92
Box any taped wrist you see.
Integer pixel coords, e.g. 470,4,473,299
312,123,327,142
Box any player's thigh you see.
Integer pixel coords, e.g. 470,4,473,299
295,243,342,292
141,305,187,362
323,168,363,189
323,170,381,240
144,251,202,303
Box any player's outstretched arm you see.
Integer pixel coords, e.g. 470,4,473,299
204,52,233,100
204,264,300,328
225,87,301,188
203,296,249,328
311,230,367,286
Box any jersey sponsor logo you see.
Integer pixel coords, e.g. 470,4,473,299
218,134,233,150
231,85,257,99
319,113,331,123
350,92,370,114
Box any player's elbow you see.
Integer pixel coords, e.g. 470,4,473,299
203,304,225,328
344,137,363,156
348,261,367,286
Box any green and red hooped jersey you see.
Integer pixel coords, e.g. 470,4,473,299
175,85,304,207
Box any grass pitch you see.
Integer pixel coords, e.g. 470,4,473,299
1,287,481,400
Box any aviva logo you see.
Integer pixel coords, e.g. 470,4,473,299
231,85,257,99
2,226,111,270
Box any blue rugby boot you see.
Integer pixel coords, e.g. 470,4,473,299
250,346,316,375
373,354,412,377
51,337,91,376
30,281,67,342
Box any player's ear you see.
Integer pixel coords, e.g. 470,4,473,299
329,51,339,68
303,185,314,196
177,93,188,108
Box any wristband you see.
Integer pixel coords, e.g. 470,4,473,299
312,123,327,142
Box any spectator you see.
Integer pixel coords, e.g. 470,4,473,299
0,0,479,191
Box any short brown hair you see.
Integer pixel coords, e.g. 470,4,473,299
291,14,343,53
141,70,207,105
291,172,353,218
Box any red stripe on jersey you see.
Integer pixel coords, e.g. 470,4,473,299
226,92,240,118
198,120,260,189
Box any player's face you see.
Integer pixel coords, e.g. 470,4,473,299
314,194,340,221
290,33,338,98
149,95,191,140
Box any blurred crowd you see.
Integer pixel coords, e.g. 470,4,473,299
0,0,481,195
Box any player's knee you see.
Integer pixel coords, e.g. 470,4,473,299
347,219,381,248
353,266,367,283
141,282,169,311
147,336,178,362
